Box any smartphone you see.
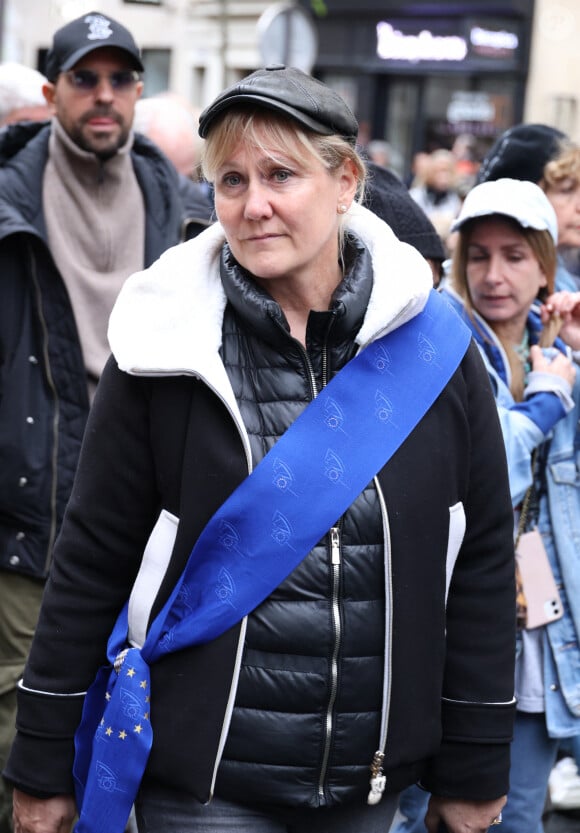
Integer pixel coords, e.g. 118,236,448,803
516,528,563,629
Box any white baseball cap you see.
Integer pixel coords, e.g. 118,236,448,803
451,178,558,244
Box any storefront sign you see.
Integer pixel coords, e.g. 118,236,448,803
376,22,467,62
470,26,518,57
375,19,520,66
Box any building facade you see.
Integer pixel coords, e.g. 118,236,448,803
2,0,580,177
298,0,534,175
525,0,580,137
1,0,273,100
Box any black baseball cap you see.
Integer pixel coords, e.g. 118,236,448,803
198,65,359,146
45,11,144,83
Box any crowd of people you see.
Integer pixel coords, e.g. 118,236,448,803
1,9,580,833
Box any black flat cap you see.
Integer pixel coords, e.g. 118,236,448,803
198,65,358,146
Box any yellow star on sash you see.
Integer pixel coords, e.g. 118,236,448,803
126,668,136,678
105,727,113,736
134,724,143,734
140,680,147,689
119,730,127,740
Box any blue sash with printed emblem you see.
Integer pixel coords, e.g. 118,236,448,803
72,289,471,833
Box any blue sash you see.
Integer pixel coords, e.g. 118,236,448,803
72,290,470,832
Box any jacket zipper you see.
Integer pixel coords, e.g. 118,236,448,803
297,317,343,803
318,524,342,802
300,343,319,399
367,476,393,805
28,245,60,574
296,311,398,802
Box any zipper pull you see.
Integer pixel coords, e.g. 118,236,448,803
330,526,340,565
367,750,386,805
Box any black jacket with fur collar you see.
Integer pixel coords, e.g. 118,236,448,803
6,208,515,807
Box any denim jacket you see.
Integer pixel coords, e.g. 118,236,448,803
443,287,580,736
556,256,579,292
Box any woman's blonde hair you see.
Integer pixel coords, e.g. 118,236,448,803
450,216,557,400
542,143,580,188
201,108,366,191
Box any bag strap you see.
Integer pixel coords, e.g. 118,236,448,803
515,449,539,548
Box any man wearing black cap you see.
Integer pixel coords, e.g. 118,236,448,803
0,11,211,832
43,10,146,156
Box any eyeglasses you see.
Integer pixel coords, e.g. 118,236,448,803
64,69,141,93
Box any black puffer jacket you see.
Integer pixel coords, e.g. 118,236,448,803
6,209,515,809
0,121,212,580
216,242,386,807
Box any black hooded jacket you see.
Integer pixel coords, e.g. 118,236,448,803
0,120,212,580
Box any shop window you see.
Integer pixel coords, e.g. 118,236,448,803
190,66,205,109
423,75,515,155
383,80,419,179
376,73,517,183
141,49,171,97
37,48,47,76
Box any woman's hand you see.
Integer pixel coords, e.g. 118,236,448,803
425,795,506,833
529,344,576,387
12,790,76,833
542,291,580,350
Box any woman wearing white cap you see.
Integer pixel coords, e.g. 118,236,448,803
396,177,580,833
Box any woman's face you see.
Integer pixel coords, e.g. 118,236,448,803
212,128,357,286
545,177,580,248
465,217,547,330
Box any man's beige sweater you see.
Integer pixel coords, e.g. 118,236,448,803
43,117,145,398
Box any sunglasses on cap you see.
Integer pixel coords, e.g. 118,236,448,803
63,69,141,92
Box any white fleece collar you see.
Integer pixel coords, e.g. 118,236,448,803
108,203,432,380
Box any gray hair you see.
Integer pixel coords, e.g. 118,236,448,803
0,62,47,124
